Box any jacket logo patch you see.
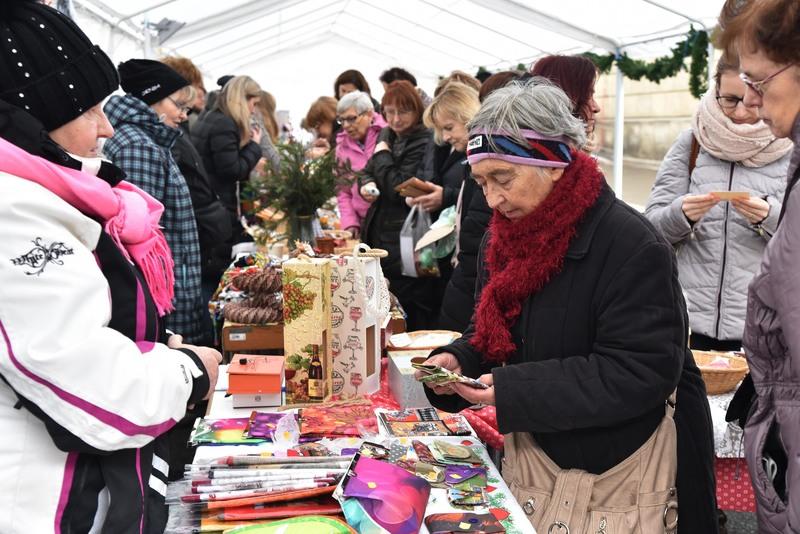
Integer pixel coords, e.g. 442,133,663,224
10,238,74,276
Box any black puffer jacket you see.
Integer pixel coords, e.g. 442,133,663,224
418,141,467,218
438,175,491,332
172,123,231,282
428,184,718,534
191,110,261,279
361,124,432,279
190,109,261,212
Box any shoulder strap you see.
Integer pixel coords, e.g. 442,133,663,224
688,135,700,176
778,164,800,226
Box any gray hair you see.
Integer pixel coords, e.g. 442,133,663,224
337,90,373,114
468,77,587,150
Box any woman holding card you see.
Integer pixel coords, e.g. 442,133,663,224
360,80,434,330
645,53,791,352
419,79,717,533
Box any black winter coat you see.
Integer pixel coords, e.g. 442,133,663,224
428,185,718,534
418,140,466,217
191,110,262,280
438,176,492,332
190,110,262,212
362,124,432,279
172,125,231,281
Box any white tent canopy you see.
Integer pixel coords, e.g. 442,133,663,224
72,0,726,197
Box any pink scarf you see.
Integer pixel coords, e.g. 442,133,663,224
0,137,175,315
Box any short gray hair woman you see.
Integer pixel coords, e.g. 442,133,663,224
337,90,373,116
469,77,586,152
419,79,718,532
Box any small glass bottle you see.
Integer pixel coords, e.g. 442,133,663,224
307,345,324,400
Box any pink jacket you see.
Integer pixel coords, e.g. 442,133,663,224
335,114,387,232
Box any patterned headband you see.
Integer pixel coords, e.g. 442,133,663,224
466,128,573,168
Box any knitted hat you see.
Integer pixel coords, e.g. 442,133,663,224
0,0,119,131
118,58,189,105
217,74,234,88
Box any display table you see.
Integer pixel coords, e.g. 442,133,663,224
169,366,537,533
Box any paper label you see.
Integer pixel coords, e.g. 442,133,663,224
229,332,246,341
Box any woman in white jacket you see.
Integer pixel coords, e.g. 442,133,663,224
645,53,792,352
0,3,220,533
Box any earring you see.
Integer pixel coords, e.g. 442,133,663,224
158,113,167,123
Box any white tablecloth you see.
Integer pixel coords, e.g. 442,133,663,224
708,391,745,458
171,369,537,534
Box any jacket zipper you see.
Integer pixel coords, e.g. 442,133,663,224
714,162,735,339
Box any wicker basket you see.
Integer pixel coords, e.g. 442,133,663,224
692,350,749,395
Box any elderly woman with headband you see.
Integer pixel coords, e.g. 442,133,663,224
419,79,717,533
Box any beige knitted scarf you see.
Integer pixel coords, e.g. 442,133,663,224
692,89,793,168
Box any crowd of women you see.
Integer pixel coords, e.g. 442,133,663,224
1,0,799,532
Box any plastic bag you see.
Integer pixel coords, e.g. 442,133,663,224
399,205,440,278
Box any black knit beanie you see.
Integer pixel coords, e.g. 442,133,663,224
118,58,188,105
0,0,119,131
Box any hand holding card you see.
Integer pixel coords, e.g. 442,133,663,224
411,357,489,389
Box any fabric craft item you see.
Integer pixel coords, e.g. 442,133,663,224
299,401,378,438
412,361,489,389
245,412,296,440
190,417,264,445
0,136,175,314
466,128,572,168
431,441,482,465
341,455,431,534
412,440,438,465
118,58,189,105
692,89,793,168
445,465,487,490
424,512,505,533
470,150,604,363
0,0,119,130
448,488,488,508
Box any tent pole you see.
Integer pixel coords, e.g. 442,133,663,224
707,42,715,90
613,49,625,199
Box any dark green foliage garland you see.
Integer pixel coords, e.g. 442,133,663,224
581,28,709,98
474,28,710,99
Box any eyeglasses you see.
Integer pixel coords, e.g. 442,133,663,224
715,95,746,110
336,111,367,126
383,108,414,118
167,96,191,114
739,64,794,97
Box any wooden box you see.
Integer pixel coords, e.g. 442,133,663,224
282,258,333,404
221,321,284,362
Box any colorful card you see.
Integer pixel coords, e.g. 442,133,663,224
448,488,488,507
189,417,265,445
245,412,296,440
379,408,471,437
299,400,378,437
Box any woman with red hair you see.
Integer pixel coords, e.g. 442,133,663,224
531,55,602,152
360,80,434,329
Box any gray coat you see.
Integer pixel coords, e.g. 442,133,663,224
645,129,789,342
742,116,800,533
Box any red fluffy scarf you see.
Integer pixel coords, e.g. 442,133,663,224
470,150,605,363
